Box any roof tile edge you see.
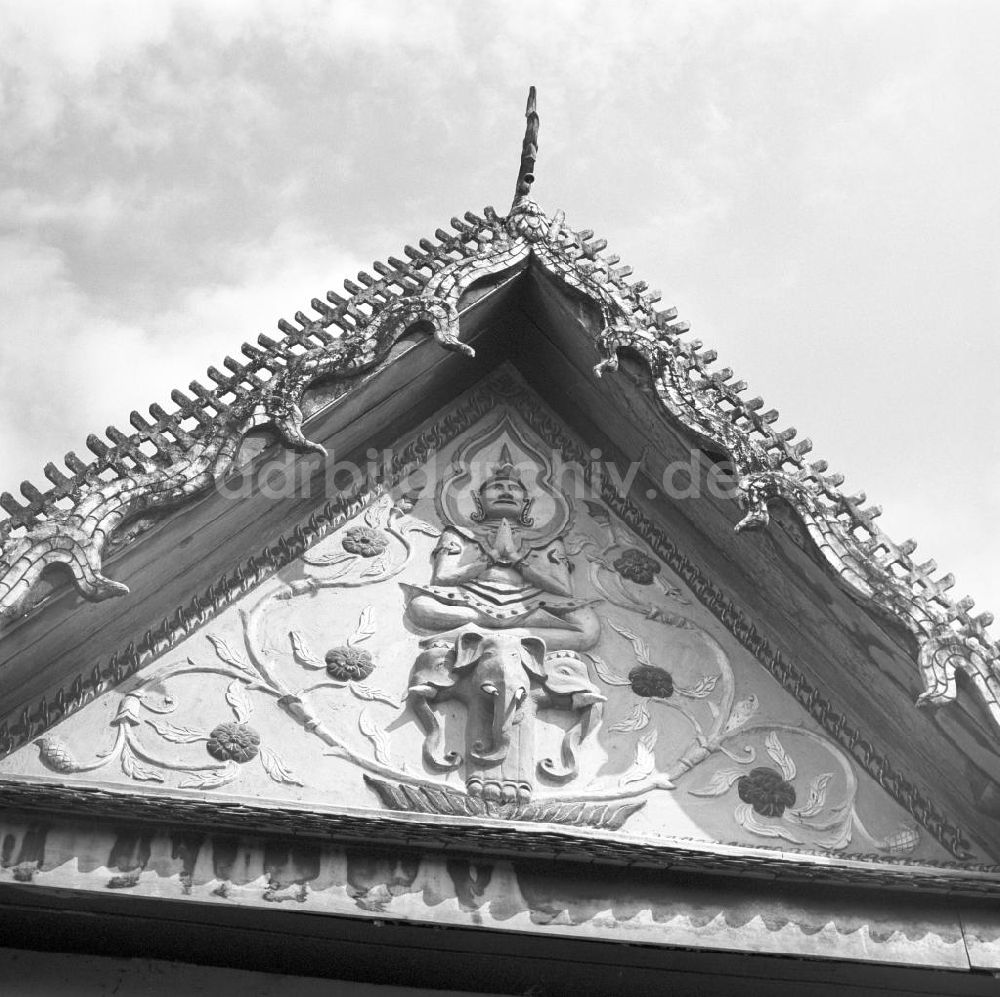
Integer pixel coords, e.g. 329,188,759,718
0,92,995,738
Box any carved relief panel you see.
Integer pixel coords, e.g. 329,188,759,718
0,382,954,862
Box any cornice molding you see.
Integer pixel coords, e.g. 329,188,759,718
0,775,997,896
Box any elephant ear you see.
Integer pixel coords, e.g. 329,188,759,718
520,636,547,679
409,645,459,691
453,630,485,671
542,652,600,697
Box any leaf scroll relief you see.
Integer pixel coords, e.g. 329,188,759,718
566,501,692,625
77,585,403,790
289,492,439,593
30,491,433,793
35,637,303,793
686,726,920,854
27,476,913,853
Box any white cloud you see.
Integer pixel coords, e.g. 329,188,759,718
0,224,365,486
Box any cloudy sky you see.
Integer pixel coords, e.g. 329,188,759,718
1,1,998,621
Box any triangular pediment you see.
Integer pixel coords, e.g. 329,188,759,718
0,374,969,867
8,91,1000,989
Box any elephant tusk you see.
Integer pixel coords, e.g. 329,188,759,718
538,726,581,784
571,691,607,709
511,687,528,726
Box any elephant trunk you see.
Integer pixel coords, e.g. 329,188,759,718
471,686,525,764
409,687,462,771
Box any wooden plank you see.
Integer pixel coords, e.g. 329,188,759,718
1,883,996,996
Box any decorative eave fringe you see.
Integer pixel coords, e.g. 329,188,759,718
0,135,995,739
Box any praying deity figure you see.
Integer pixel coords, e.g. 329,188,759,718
403,445,599,652
402,435,606,802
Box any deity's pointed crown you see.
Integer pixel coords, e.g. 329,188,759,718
479,444,524,492
470,442,534,526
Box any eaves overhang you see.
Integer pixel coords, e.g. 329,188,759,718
0,112,995,732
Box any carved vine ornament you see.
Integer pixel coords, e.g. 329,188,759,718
0,377,968,862
33,446,919,858
0,87,996,738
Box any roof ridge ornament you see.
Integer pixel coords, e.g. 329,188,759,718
512,85,539,210
505,86,548,243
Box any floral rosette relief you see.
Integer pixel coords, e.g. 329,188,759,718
30,489,438,794
285,491,440,597
686,727,920,854
13,407,934,859
566,500,691,627
34,641,303,792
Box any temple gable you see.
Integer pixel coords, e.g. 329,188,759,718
2,89,1000,987
0,377,958,866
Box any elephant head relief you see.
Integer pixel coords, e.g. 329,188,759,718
406,628,606,803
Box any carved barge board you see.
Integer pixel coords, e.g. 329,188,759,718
507,274,1000,857
0,287,514,720
2,362,991,888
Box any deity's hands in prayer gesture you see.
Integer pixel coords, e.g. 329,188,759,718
486,515,522,566
402,445,600,651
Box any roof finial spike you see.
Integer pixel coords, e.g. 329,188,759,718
512,85,539,209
